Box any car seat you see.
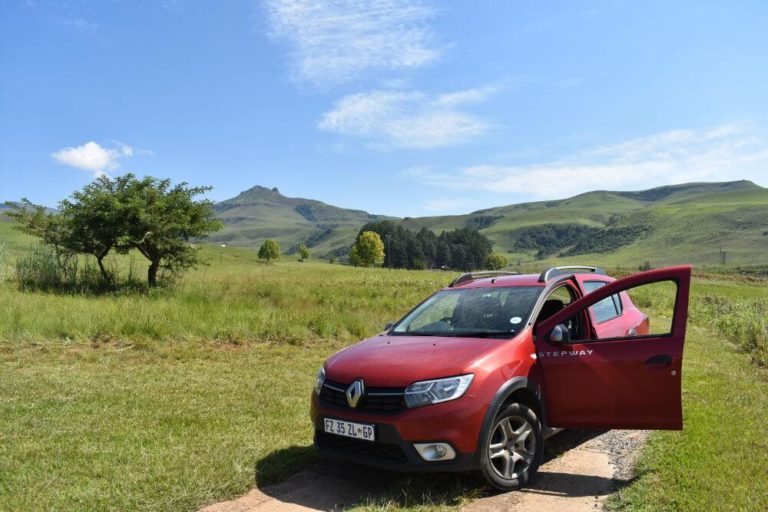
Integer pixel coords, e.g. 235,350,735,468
536,299,565,325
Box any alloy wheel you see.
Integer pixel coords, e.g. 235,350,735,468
487,415,537,480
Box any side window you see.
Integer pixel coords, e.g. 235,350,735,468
535,284,584,339
558,280,679,343
583,281,622,323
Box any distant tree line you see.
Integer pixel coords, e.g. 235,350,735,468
563,225,652,256
513,223,653,259
513,224,601,258
350,221,498,271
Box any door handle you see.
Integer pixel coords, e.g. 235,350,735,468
645,354,672,367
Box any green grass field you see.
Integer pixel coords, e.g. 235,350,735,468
0,245,766,511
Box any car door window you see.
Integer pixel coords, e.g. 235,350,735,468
556,280,680,343
583,281,622,323
535,284,584,339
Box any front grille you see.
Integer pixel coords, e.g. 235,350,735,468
315,430,407,464
320,380,405,414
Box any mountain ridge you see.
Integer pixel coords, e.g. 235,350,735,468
4,180,766,267
207,185,395,256
209,180,767,266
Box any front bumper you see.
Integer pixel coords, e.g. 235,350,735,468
314,422,476,472
310,393,484,472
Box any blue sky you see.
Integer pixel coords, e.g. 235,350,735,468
1,0,767,217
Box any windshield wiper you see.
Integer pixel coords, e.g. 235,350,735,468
393,330,516,338
442,330,515,338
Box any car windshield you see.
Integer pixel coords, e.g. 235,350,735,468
391,286,543,338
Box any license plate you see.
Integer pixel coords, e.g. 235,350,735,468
323,418,375,442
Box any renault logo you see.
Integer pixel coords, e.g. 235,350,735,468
345,379,365,408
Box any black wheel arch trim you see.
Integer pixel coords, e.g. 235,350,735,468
474,376,546,467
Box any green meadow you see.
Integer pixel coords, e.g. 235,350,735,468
0,231,766,511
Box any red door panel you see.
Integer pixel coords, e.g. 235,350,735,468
535,265,691,430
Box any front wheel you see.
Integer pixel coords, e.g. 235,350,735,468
479,402,543,490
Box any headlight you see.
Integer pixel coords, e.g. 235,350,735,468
404,374,474,408
314,366,326,395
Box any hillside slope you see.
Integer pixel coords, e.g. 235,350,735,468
210,180,767,267
395,180,766,267
3,181,767,268
208,186,393,256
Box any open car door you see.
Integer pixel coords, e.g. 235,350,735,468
535,265,691,430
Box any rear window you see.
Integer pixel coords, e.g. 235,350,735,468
583,281,623,323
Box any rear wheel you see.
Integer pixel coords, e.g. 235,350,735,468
480,402,543,490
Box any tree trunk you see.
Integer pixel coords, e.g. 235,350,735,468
147,259,160,287
96,256,111,284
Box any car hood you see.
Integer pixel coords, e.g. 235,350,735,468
324,334,508,387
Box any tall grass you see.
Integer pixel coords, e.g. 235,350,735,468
0,259,447,344
0,241,6,280
12,243,146,294
692,294,768,366
628,280,768,366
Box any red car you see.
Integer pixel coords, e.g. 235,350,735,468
310,265,691,490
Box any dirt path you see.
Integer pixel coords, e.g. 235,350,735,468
462,430,646,512
200,430,646,512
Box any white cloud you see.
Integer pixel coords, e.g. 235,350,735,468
264,0,439,86
318,87,497,148
434,85,500,107
52,141,135,176
404,123,768,197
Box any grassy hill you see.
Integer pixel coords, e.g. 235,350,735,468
0,216,34,256
208,186,394,257
209,180,767,268
400,180,768,268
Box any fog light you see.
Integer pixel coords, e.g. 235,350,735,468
414,443,456,461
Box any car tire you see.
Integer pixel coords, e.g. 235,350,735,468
479,402,544,491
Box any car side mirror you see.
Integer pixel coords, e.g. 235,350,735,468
548,324,570,344
384,322,394,331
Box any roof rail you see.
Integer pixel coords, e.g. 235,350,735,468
448,271,520,288
538,265,606,282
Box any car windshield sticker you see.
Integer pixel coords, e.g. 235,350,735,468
510,317,522,325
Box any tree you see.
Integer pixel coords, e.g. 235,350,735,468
57,175,132,283
115,175,222,287
298,244,309,262
258,239,281,263
485,252,508,270
356,221,492,271
7,175,222,288
436,241,452,268
350,231,385,267
450,244,468,270
348,244,361,267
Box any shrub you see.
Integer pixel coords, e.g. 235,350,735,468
258,239,281,262
298,244,309,262
16,244,83,292
693,295,768,366
14,244,147,294
485,252,508,270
